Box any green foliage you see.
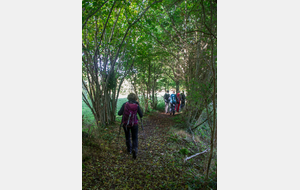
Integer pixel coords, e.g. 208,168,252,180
173,117,184,123
82,0,217,188
179,148,189,155
167,133,180,143
106,71,117,90
155,96,165,112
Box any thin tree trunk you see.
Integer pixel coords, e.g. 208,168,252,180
132,81,139,103
205,37,216,181
175,80,179,93
142,85,148,113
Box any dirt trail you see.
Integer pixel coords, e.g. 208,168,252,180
82,111,191,189
134,111,180,161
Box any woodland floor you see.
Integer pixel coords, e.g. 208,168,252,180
82,111,217,190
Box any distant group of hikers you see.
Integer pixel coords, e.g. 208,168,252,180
163,90,186,115
117,91,186,159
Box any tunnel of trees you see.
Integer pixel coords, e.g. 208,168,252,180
82,0,217,189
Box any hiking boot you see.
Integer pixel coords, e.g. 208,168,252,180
132,149,137,159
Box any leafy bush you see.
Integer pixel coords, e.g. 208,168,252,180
179,148,189,155
156,96,165,112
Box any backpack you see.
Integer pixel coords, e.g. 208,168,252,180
170,94,177,104
122,102,139,128
164,93,170,103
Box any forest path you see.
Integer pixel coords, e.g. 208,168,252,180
82,111,195,190
134,111,181,161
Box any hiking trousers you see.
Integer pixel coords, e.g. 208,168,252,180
169,103,176,115
176,102,180,112
180,103,185,109
123,124,138,153
165,102,169,113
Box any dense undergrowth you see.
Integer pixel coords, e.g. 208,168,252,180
82,110,217,189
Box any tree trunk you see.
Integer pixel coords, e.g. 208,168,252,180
132,80,139,103
143,86,148,113
151,65,157,109
205,37,216,182
175,80,179,93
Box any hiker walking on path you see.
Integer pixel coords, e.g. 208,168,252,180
164,90,170,114
169,90,177,115
176,91,181,112
180,91,186,110
118,93,143,159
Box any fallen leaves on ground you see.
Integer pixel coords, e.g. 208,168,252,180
82,111,216,190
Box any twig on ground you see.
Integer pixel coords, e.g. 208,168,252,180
184,149,209,162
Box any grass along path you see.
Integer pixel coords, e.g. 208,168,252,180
82,111,216,189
